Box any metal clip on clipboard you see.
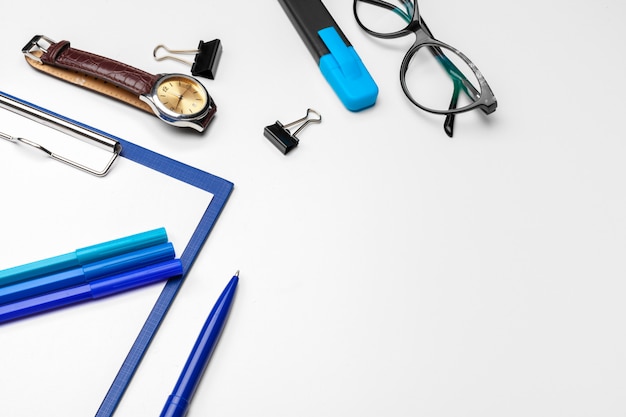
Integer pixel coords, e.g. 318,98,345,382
0,91,121,176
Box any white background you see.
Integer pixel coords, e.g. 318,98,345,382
1,0,625,416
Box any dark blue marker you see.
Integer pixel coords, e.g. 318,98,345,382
0,242,175,305
0,259,183,324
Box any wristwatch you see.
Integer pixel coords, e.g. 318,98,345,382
22,35,216,132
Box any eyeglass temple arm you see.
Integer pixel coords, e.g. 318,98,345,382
418,19,482,102
444,84,461,137
418,18,475,135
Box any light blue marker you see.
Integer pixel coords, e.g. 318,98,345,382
0,242,175,305
0,227,168,288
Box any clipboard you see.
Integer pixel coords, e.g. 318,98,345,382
0,90,233,417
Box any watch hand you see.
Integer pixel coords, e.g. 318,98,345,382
175,98,183,111
178,86,192,103
168,84,191,110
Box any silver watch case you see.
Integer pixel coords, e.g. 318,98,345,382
140,73,214,132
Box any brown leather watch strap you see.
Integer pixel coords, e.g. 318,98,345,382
25,54,153,113
41,40,159,96
24,41,157,114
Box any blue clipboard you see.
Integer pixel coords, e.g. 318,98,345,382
0,91,234,417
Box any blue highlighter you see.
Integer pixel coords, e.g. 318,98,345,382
278,0,378,111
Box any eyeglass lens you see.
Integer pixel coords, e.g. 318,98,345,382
403,45,481,113
355,0,485,114
355,0,415,34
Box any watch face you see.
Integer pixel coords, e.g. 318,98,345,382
154,74,209,117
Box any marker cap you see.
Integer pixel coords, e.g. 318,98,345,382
318,27,378,111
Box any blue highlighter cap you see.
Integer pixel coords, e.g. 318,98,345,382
318,27,378,112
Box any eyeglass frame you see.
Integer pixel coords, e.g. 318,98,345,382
353,0,497,120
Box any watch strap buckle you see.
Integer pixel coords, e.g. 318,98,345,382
22,35,56,63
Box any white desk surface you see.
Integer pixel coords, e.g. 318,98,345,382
1,1,625,416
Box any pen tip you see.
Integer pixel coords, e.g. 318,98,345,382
234,270,239,277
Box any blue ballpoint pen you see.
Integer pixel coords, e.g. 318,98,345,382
159,271,239,417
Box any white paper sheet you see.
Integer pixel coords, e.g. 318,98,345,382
0,105,214,417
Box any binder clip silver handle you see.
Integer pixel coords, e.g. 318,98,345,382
263,109,322,154
153,44,197,66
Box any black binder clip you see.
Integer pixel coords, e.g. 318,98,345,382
153,39,222,79
263,109,322,154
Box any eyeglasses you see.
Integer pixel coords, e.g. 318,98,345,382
353,0,497,137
